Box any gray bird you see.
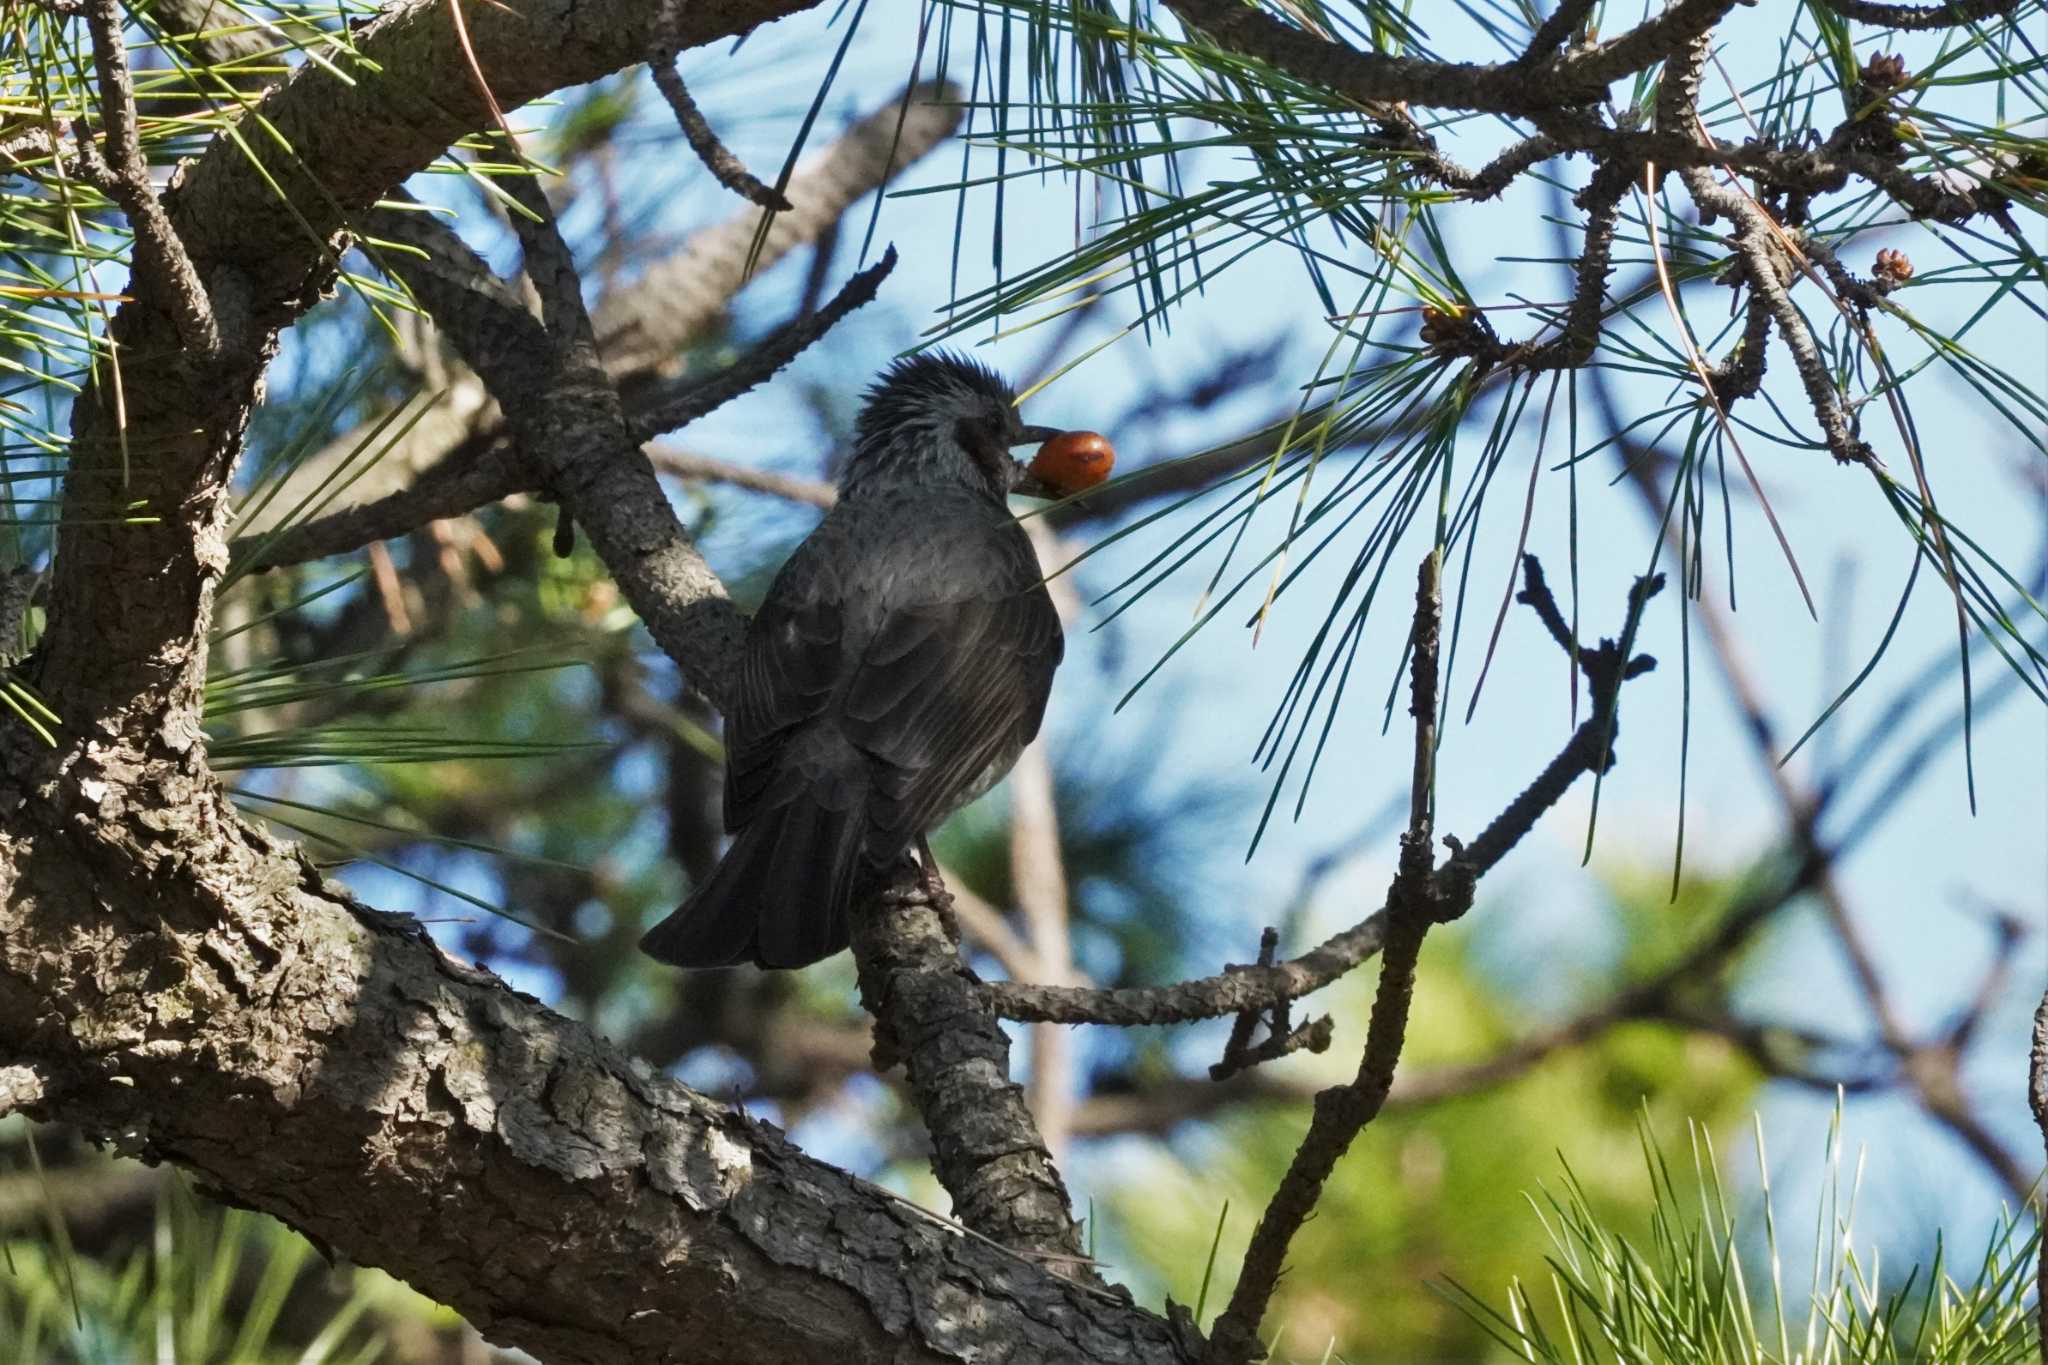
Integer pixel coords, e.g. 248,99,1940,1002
641,353,1074,969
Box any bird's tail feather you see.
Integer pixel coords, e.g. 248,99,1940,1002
639,801,868,970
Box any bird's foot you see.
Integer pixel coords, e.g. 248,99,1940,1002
913,835,961,950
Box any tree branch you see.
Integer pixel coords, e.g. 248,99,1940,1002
647,445,838,509
234,81,962,568
1818,0,2019,26
630,246,900,443
987,914,1390,1028
847,868,1098,1277
72,0,220,356
2029,985,2048,1351
1160,0,1595,115
344,197,751,702
1680,169,1877,467
650,56,792,211
1201,551,1448,1365
0,780,1184,1364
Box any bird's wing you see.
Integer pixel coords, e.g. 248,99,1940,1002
838,522,1064,845
723,542,845,830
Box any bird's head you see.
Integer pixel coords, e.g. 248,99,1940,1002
842,352,1064,501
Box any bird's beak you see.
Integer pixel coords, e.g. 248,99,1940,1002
1007,425,1065,498
1008,469,1062,499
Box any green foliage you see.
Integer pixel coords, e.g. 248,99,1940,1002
0,1173,404,1364
1444,1108,2041,1365
1111,913,1768,1359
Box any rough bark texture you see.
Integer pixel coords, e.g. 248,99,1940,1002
38,0,821,736
0,751,1180,1364
851,878,1092,1274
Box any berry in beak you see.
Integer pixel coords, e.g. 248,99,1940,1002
1007,426,1116,499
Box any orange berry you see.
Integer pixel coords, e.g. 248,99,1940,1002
1028,430,1116,494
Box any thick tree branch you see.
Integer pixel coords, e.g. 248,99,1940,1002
358,197,746,702
852,874,1095,1275
0,774,1183,1365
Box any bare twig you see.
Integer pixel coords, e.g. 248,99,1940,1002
2029,985,2048,1352
73,0,219,356
650,57,792,211
1211,1016,1335,1083
1216,929,1280,1071
645,445,837,508
1681,169,1876,467
1819,0,2019,27
991,556,1659,1032
629,246,899,443
1202,552,1447,1365
988,911,1390,1027
1209,927,1336,1083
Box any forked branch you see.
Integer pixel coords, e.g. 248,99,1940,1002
1200,553,1661,1365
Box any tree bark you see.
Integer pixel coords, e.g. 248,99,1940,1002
0,757,1180,1364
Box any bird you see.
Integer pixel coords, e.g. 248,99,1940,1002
640,351,1097,970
